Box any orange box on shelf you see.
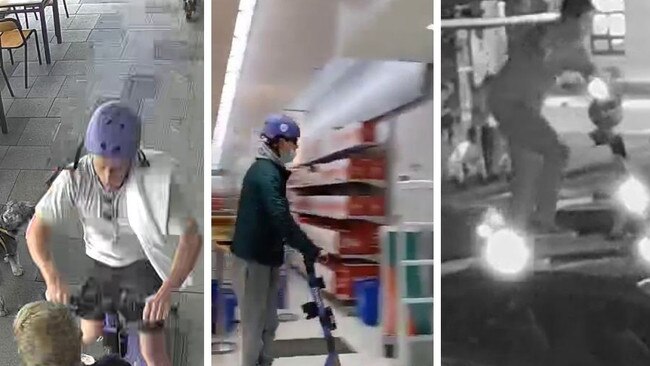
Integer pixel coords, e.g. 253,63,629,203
367,158,386,180
301,221,379,255
364,196,386,217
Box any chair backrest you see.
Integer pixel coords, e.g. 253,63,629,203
0,17,21,33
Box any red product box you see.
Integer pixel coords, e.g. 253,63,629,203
367,158,386,180
363,196,386,217
331,260,379,300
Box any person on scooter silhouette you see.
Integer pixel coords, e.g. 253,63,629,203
230,114,330,366
487,0,598,234
25,101,202,366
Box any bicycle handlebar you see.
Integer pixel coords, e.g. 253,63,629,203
68,280,179,323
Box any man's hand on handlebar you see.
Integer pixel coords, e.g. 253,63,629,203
143,284,172,323
45,275,70,304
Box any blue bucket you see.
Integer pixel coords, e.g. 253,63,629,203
353,277,380,326
223,289,238,334
212,280,219,333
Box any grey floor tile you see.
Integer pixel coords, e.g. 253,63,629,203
0,146,51,169
66,14,100,29
57,3,81,16
17,117,60,146
7,98,54,118
88,28,126,43
62,41,92,60
77,3,121,14
11,62,55,78
50,29,91,43
0,118,29,145
57,75,88,98
27,75,66,98
95,13,123,28
64,41,124,60
0,77,37,99
2,98,13,113
48,97,81,117
8,169,52,202
50,60,88,76
0,146,8,164
48,42,73,62
0,168,19,204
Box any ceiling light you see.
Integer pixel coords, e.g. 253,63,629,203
212,0,259,168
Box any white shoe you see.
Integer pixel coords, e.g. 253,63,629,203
81,353,95,365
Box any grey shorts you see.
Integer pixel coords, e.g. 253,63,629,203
80,259,164,331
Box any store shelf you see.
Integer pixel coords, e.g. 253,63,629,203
292,195,385,221
289,179,386,189
301,143,384,167
299,221,380,256
299,118,390,166
293,210,386,224
401,259,435,266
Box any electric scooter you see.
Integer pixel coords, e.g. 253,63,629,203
68,278,178,365
301,259,342,366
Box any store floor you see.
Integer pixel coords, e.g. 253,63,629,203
0,0,204,364
212,269,396,366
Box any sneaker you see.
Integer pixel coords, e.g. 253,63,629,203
81,354,95,365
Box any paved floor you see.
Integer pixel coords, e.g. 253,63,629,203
212,270,399,366
0,0,204,364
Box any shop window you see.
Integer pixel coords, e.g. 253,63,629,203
591,0,625,55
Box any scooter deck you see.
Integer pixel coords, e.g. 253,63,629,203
532,231,630,259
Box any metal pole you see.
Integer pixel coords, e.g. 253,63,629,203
278,247,300,322
441,12,559,29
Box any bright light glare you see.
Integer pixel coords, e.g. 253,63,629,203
427,24,433,30
476,223,492,238
616,177,649,215
638,237,650,263
484,229,530,276
212,0,259,168
588,77,610,101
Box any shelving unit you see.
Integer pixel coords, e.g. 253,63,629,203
211,184,238,355
381,223,433,366
287,117,390,303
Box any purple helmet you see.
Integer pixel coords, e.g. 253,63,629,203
262,114,300,141
85,101,141,159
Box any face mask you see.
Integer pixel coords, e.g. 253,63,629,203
279,150,296,164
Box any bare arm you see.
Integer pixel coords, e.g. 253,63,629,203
26,170,75,294
162,218,202,290
25,216,62,288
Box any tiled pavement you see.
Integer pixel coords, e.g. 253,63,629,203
0,0,204,364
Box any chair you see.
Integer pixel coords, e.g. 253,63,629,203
0,17,42,94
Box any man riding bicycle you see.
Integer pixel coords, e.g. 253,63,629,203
26,101,202,366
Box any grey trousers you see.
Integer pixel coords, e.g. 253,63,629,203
232,255,280,366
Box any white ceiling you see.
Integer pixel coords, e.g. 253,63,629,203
211,0,240,130
213,0,433,168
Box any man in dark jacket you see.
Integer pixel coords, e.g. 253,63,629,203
230,114,328,366
487,0,597,234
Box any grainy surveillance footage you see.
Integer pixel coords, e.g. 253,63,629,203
442,1,650,365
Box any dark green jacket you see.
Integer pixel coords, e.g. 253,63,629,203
231,158,320,267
